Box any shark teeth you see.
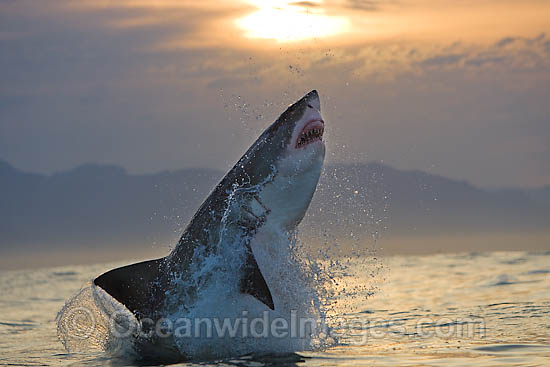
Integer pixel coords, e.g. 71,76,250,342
297,125,324,148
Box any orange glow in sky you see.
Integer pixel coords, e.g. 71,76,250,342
236,0,350,42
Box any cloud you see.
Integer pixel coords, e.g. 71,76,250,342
465,56,506,67
289,1,320,7
496,37,516,47
0,0,549,188
344,0,391,11
418,53,464,67
526,32,546,45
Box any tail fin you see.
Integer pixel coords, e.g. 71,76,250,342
94,258,166,318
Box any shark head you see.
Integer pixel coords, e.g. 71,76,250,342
240,90,325,180
232,90,326,230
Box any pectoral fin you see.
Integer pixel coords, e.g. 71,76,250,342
240,245,274,310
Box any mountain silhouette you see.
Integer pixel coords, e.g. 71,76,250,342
1,160,548,264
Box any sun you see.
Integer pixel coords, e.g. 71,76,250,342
236,0,350,42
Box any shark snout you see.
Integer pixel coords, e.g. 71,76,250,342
304,90,320,112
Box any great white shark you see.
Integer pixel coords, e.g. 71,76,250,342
93,90,326,358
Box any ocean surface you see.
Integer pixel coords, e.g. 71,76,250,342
1,250,549,366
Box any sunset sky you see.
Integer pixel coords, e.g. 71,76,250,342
1,0,549,187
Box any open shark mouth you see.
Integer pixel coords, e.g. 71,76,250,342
296,119,324,148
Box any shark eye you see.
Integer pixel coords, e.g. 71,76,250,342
307,104,313,108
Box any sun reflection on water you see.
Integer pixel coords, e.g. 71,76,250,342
236,0,350,42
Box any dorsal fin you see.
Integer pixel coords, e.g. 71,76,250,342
240,244,274,310
94,258,166,318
